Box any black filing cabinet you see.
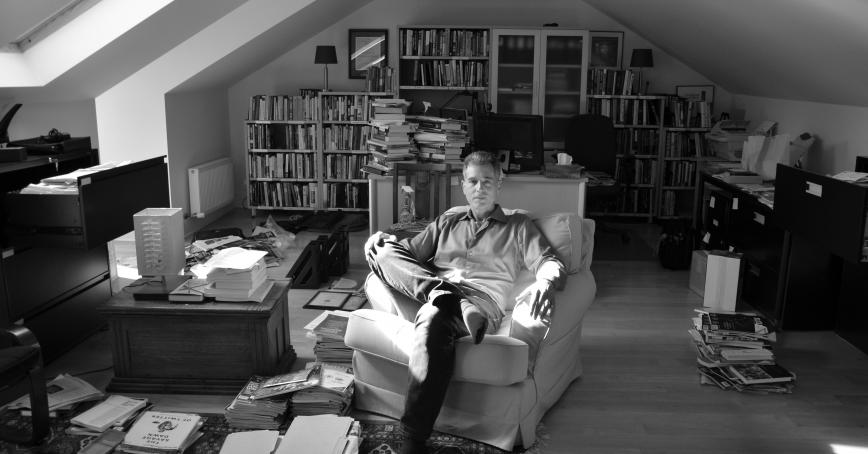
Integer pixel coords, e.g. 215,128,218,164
1,153,169,362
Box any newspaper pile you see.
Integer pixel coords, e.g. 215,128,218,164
289,363,355,417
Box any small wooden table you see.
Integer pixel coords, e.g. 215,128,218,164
98,281,296,394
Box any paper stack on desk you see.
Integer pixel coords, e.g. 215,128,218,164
192,247,273,302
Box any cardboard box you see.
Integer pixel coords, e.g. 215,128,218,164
689,250,710,297
703,251,743,311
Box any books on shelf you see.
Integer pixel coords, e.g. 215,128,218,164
70,395,150,434
119,411,204,454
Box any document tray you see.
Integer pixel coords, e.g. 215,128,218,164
4,156,169,249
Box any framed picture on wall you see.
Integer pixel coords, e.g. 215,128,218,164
348,29,388,79
676,84,715,111
590,31,624,69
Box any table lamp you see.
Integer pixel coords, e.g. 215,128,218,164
127,207,187,300
315,45,338,91
629,48,654,95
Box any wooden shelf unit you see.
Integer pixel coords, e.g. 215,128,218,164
245,90,394,215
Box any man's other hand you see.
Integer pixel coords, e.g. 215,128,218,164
365,231,397,255
517,280,556,320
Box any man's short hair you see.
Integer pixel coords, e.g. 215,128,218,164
463,151,503,181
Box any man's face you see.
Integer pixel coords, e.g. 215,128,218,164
462,163,501,217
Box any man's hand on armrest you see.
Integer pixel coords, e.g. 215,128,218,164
516,279,556,321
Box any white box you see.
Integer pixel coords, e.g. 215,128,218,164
689,250,710,297
703,251,743,311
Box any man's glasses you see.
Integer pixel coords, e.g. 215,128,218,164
462,178,498,189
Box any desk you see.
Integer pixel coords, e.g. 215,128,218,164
693,171,837,330
99,281,296,394
368,173,587,233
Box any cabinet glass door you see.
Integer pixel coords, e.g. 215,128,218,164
540,30,588,146
490,30,540,115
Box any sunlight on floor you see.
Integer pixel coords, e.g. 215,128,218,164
832,444,868,454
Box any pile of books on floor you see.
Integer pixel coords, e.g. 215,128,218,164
689,309,796,393
220,414,361,454
365,99,417,171
225,362,355,429
305,310,353,364
407,115,468,164
67,394,150,436
192,247,274,303
118,410,205,454
289,362,355,417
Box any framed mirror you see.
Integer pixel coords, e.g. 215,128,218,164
348,29,388,79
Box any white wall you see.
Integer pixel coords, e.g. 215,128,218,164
1,99,98,148
732,95,868,176
227,0,721,206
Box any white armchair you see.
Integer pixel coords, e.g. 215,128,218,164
345,209,596,450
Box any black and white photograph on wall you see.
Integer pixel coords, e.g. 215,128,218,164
590,31,623,69
348,29,388,79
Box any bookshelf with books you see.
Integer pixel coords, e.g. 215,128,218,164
588,94,665,220
245,89,394,215
490,28,590,147
397,26,490,112
657,126,712,219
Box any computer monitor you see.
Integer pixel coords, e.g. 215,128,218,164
472,113,543,173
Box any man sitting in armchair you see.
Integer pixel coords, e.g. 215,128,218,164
364,151,566,454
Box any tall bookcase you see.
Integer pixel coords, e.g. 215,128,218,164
245,90,394,215
657,127,711,219
397,26,491,113
490,28,590,147
587,94,665,221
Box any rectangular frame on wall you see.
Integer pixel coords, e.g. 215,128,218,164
589,31,624,69
348,29,388,79
676,84,715,111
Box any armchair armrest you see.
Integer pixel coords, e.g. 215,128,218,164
1,325,40,349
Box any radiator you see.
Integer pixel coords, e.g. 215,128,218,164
189,157,234,218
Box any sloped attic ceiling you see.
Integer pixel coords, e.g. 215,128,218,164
583,0,868,107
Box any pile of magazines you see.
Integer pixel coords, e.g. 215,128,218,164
689,309,796,393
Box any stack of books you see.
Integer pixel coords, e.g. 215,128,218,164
406,115,468,164
366,99,417,164
225,369,320,430
118,411,204,454
289,363,355,417
192,247,274,302
305,310,353,364
68,395,150,436
689,309,796,393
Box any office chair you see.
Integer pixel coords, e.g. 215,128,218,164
0,325,50,445
564,113,631,243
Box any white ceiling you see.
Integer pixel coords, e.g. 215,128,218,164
2,0,868,107
0,0,74,47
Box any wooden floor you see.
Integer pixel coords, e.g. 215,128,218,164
24,219,868,453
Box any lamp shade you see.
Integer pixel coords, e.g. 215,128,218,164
314,45,338,64
629,49,654,68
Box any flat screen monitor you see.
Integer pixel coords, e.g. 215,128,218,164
472,113,543,173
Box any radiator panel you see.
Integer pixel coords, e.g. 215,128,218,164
189,158,234,217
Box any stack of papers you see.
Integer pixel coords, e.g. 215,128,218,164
193,247,273,302
276,414,360,454
69,395,149,435
4,374,103,412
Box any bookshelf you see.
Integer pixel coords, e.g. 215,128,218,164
657,127,712,219
588,94,665,221
245,90,394,215
397,26,490,112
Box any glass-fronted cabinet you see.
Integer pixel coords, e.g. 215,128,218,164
490,28,589,148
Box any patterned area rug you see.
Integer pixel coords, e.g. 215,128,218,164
0,410,548,453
